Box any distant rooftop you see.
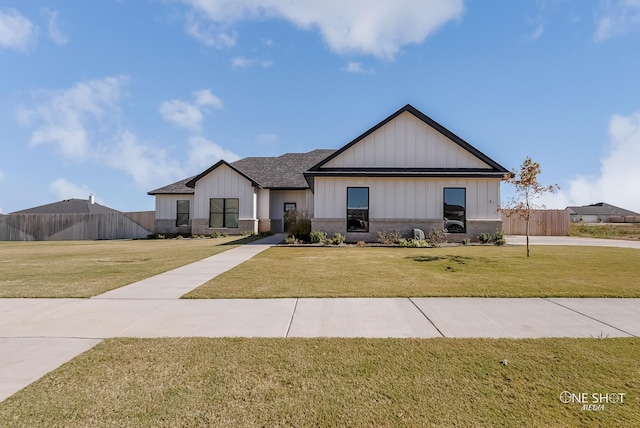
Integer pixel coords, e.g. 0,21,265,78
566,202,639,217
10,197,121,215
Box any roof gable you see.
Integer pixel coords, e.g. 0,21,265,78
10,199,121,214
309,104,508,173
567,203,639,216
185,160,259,188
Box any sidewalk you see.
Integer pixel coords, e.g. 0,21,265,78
1,234,639,402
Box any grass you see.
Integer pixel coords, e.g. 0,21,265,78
0,236,258,298
0,337,637,427
185,245,640,298
570,223,640,240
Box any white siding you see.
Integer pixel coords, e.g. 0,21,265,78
313,177,500,220
324,112,490,169
155,195,194,220
269,190,310,220
193,164,255,219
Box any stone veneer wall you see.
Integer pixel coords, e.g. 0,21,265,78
191,218,257,235
312,218,503,243
154,219,191,236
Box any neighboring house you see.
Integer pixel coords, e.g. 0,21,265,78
10,195,120,214
148,104,509,241
567,203,640,223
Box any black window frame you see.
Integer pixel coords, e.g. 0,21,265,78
176,200,190,227
443,187,466,233
209,198,239,228
346,187,369,233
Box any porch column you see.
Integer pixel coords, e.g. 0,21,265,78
257,188,271,233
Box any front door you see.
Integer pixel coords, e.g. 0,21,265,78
284,203,297,232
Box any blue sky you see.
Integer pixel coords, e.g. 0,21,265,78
1,0,640,214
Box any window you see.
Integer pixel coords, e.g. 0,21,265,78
347,187,369,232
443,188,466,233
176,200,190,227
284,202,297,232
209,198,239,228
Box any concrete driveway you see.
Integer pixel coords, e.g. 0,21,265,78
506,235,640,249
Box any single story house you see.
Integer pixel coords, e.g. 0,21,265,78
148,104,508,242
567,202,640,223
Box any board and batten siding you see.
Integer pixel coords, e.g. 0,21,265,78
314,177,500,220
269,190,313,220
324,111,490,169
193,164,256,220
155,194,194,220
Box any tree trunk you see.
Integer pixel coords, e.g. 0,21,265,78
526,218,530,257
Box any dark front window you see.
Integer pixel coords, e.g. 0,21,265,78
176,200,190,227
347,187,369,232
444,188,466,233
209,198,239,228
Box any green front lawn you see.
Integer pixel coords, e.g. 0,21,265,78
184,245,640,298
1,337,637,427
0,236,255,298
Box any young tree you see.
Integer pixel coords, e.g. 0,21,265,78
503,157,558,257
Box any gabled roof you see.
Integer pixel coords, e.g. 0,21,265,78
232,149,335,188
185,160,260,188
147,176,195,195
10,198,121,214
308,104,509,174
567,203,639,217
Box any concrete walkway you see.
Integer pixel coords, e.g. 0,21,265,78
1,234,639,402
506,235,640,249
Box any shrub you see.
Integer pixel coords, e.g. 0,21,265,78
462,238,471,245
285,209,311,241
176,235,184,240
284,236,299,245
331,232,346,245
427,227,447,247
310,230,327,244
241,231,254,237
377,230,401,245
356,240,366,247
210,232,220,238
493,229,505,246
399,238,429,248
478,232,493,244
156,233,165,239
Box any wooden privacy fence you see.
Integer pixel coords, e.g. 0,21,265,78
0,212,155,241
500,209,570,236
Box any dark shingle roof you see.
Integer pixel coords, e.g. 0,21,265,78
147,176,196,195
567,203,639,217
10,199,121,214
232,149,335,188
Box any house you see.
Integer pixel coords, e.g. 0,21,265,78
9,195,119,215
567,203,640,223
148,104,508,242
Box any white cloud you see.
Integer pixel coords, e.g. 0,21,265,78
184,11,236,48
231,56,273,69
17,76,129,160
181,0,464,59
159,99,204,132
529,24,544,40
194,89,223,108
187,135,240,170
539,111,640,213
159,89,223,132
344,61,375,74
104,131,185,189
595,0,640,41
49,178,92,200
42,8,68,45
0,8,37,52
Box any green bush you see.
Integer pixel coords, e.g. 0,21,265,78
377,230,401,245
427,227,447,247
462,238,471,245
478,232,493,244
176,235,184,240
210,231,220,238
399,238,430,248
331,232,346,245
493,229,505,246
284,236,299,245
310,230,327,244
